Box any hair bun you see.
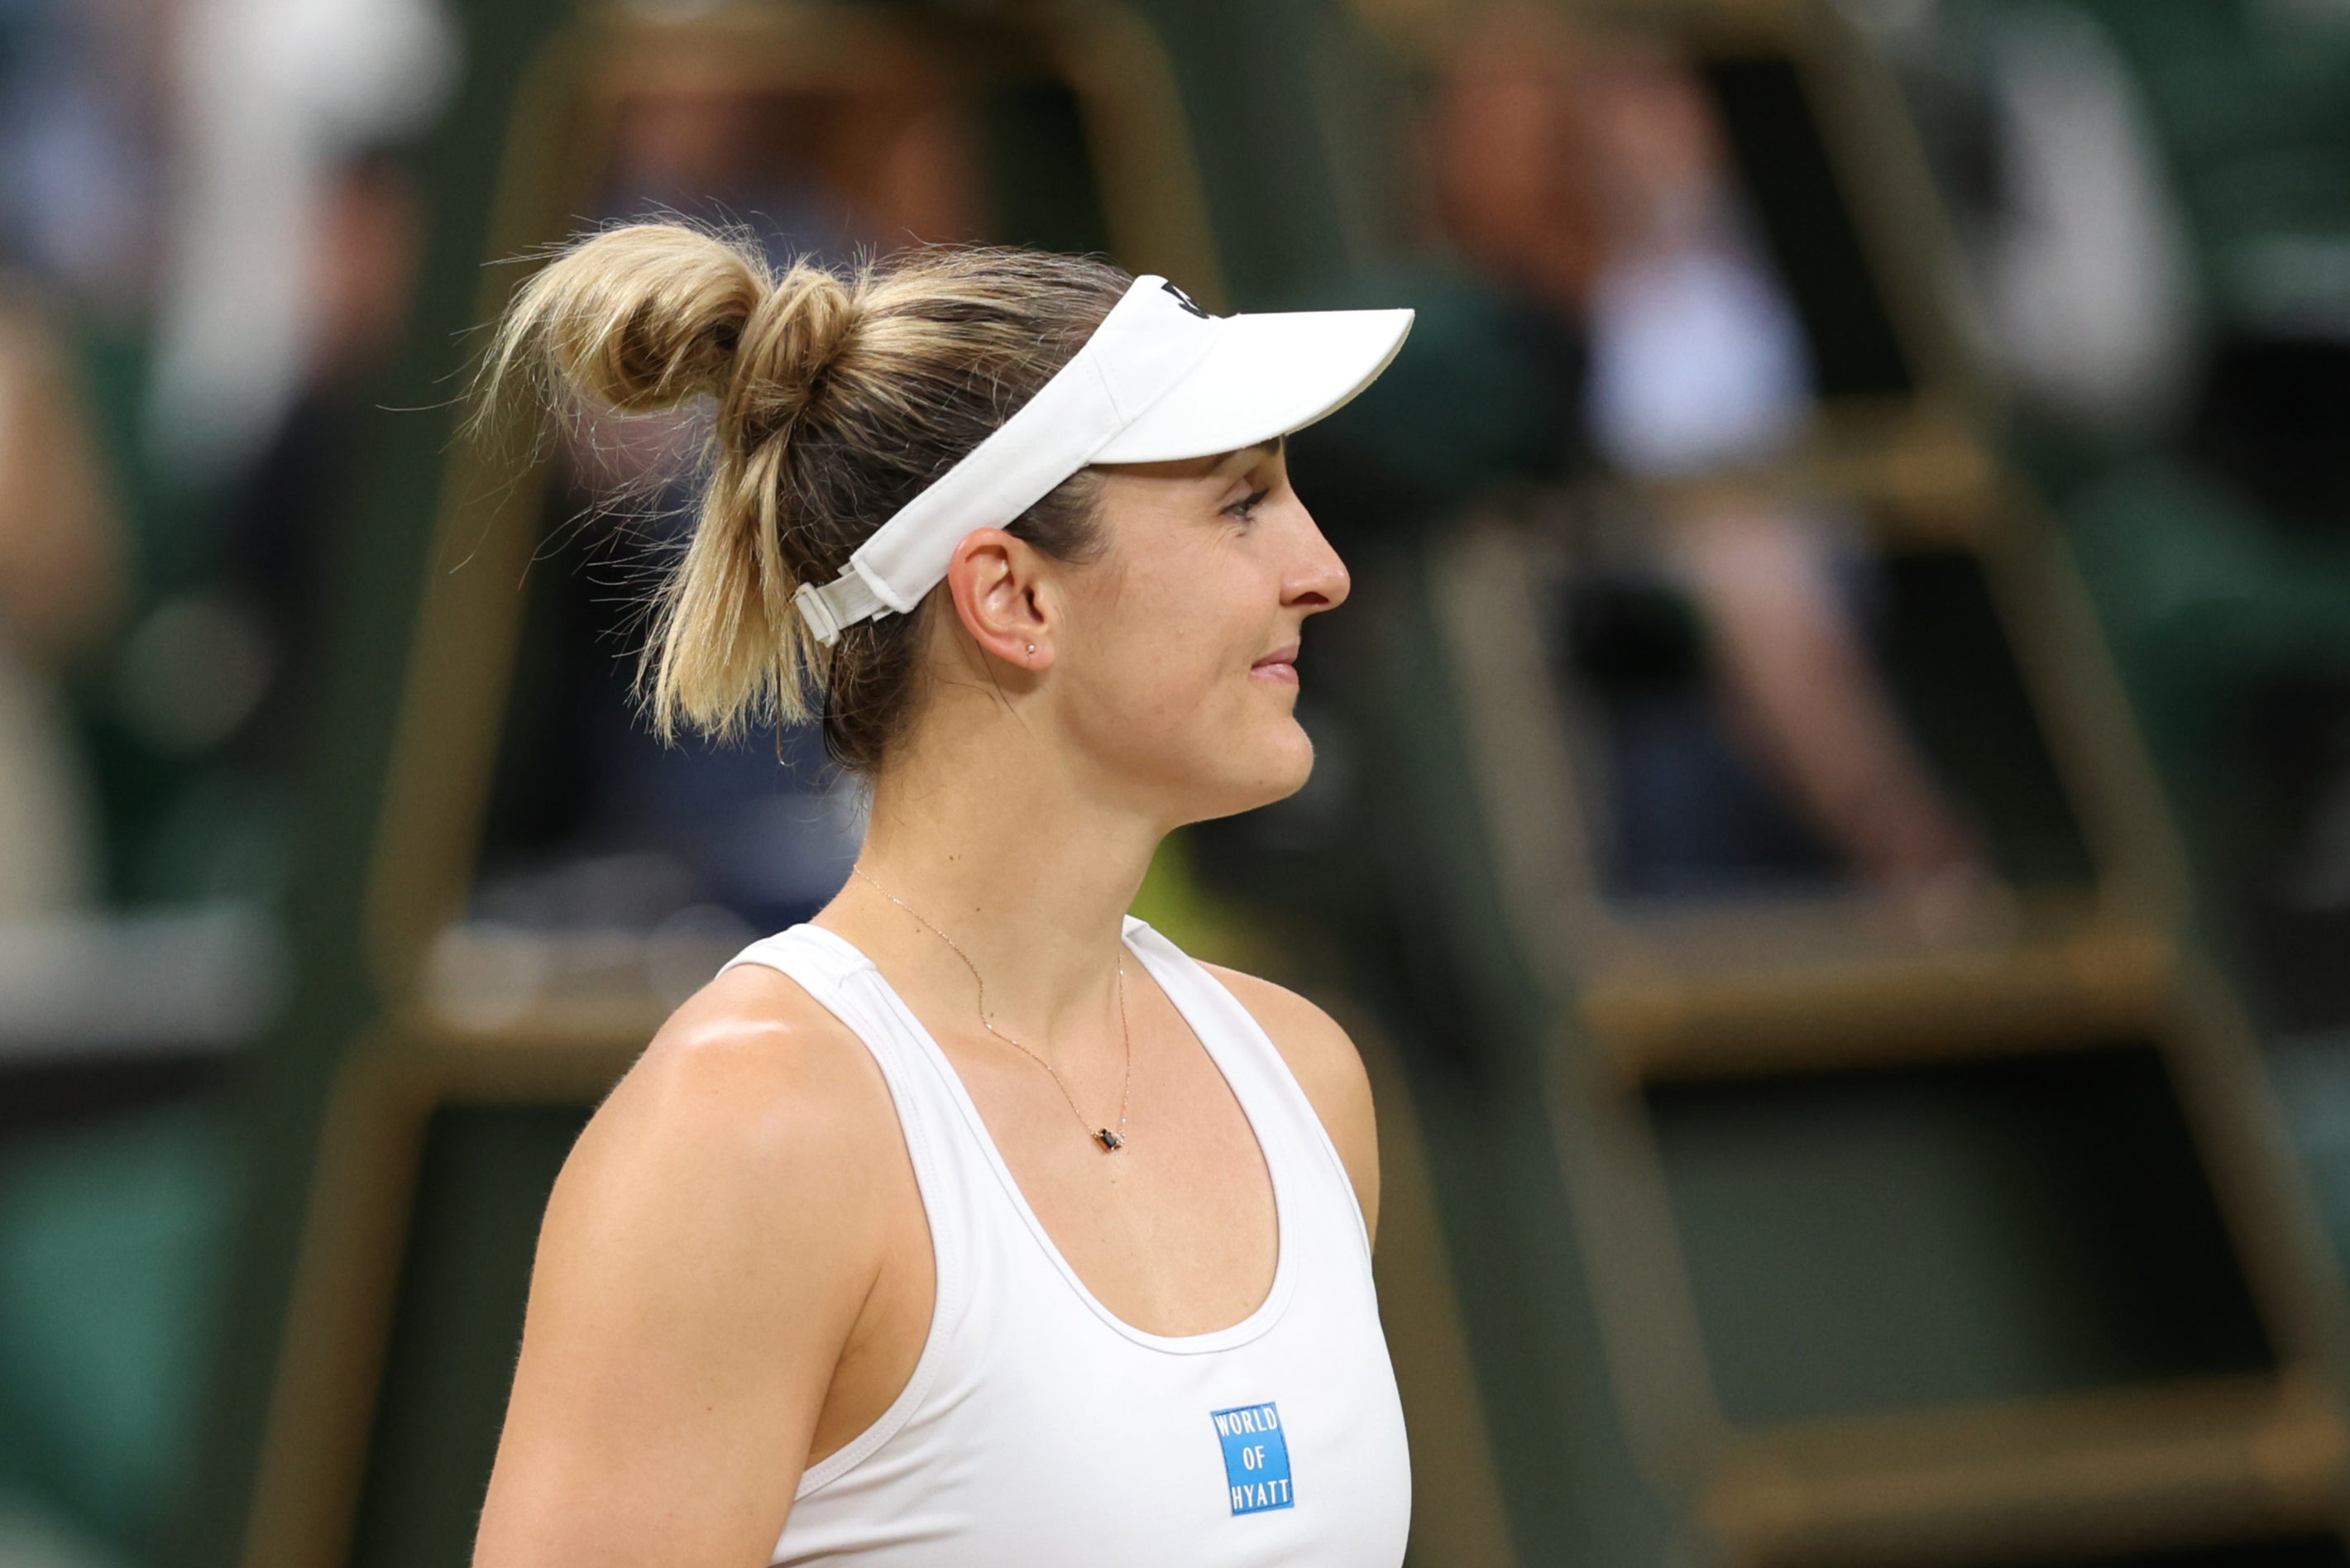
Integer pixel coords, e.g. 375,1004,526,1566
721,261,859,445
500,222,768,414
476,222,862,448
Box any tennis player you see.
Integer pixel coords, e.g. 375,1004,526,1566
467,227,1414,1566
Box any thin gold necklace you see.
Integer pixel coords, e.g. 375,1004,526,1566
850,864,1132,1153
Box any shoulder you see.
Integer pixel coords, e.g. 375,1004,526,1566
582,959,899,1210
619,959,892,1145
479,963,915,1560
539,960,907,1319
1198,961,1381,1245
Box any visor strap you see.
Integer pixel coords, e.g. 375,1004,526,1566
785,273,1216,646
792,568,889,648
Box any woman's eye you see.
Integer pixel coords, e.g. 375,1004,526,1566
1225,486,1271,519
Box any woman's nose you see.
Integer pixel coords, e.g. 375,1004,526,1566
1288,509,1352,611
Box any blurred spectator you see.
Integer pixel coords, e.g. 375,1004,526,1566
1979,4,2195,433
144,0,454,481
1424,8,1991,911
1431,1,1605,321
0,287,127,915
1578,41,1814,476
1868,2,2350,1011
0,0,453,1556
1853,0,2197,436
0,0,165,312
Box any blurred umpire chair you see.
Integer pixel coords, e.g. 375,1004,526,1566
1265,0,2350,1563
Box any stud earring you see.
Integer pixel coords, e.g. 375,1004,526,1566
1026,643,1036,656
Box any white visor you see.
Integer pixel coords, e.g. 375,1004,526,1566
791,275,1414,645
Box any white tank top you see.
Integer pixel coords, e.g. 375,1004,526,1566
720,915,1412,1566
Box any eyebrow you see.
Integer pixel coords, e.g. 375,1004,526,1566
1218,433,1285,472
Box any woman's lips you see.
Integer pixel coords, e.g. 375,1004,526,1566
1252,643,1300,684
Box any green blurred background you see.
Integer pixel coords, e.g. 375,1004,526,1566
16,1,2350,1564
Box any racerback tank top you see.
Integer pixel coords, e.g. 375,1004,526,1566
720,914,1412,1566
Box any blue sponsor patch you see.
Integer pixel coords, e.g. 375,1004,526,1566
1210,1402,1294,1515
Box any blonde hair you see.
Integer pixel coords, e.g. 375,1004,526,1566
471,222,1127,772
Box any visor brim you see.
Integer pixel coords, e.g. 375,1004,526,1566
1090,306,1415,465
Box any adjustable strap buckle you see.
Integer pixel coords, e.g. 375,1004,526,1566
792,568,891,648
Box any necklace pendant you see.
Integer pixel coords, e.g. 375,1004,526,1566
1095,1128,1126,1152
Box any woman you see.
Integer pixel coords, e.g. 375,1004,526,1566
468,225,1415,1566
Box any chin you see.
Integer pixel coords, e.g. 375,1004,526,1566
1153,710,1317,823
1224,724,1319,815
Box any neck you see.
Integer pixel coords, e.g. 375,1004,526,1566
820,686,1166,1059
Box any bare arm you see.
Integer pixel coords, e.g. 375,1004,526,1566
473,970,902,1568
1673,507,1983,888
1201,965,1381,1247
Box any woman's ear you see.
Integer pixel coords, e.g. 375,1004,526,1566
945,527,1055,671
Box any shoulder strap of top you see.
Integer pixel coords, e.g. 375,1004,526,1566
723,923,866,993
1118,915,1372,1259
717,927,947,1150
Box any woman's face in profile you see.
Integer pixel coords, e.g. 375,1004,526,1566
1054,438,1350,827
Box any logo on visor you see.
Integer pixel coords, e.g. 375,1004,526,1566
1161,280,1212,319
